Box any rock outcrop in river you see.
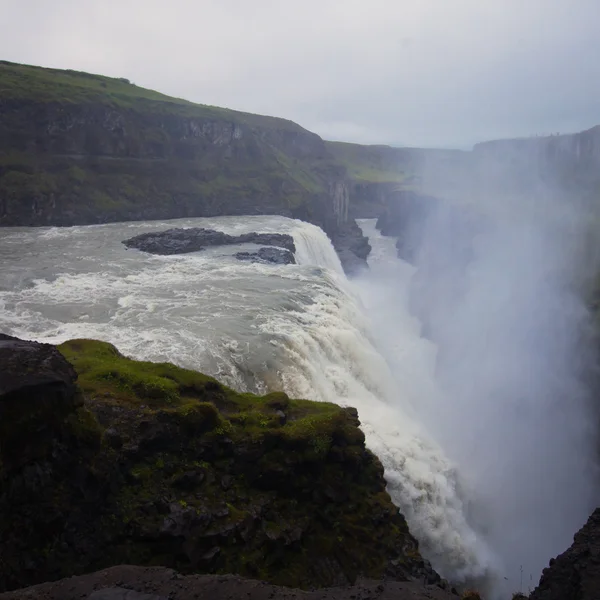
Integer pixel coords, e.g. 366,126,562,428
235,247,296,265
0,334,443,594
122,228,296,255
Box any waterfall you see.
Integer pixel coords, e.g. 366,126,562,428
289,220,345,276
0,214,509,595
260,219,501,589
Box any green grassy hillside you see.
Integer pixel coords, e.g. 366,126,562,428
0,61,340,227
324,141,412,184
0,61,307,132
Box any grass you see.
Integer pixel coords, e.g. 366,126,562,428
325,140,412,184
57,338,348,449
0,62,335,226
0,60,309,133
0,60,468,226
59,339,213,407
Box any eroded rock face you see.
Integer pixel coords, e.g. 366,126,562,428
122,228,296,255
529,508,600,600
0,63,370,275
330,219,371,276
235,247,296,265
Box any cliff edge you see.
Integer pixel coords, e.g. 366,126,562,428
0,334,441,593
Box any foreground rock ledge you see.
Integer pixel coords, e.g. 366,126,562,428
0,335,443,593
0,565,457,600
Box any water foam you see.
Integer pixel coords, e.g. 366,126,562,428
259,222,500,587
0,215,498,590
289,220,345,276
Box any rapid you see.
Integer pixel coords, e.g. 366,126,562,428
0,213,596,598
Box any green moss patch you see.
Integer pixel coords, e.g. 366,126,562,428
59,339,216,408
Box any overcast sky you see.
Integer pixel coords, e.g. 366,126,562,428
2,0,600,148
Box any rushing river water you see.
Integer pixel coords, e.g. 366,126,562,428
1,214,596,598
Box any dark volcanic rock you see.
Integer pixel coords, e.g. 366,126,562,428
0,333,78,397
0,336,443,593
0,334,82,475
529,508,600,600
235,247,296,265
0,565,458,600
123,228,296,255
88,590,166,600
0,336,105,593
330,220,371,275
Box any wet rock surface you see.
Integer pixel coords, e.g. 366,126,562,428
235,247,296,264
330,220,371,276
0,565,458,600
123,228,296,255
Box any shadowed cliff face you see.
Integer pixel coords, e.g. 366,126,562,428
529,508,600,600
467,126,600,212
473,126,600,174
0,336,444,594
0,97,333,225
0,99,327,161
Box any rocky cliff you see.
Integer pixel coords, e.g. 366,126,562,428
473,126,600,176
335,125,600,222
529,508,600,600
0,61,367,272
0,334,442,594
469,126,600,207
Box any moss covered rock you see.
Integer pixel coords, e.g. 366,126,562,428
0,337,440,593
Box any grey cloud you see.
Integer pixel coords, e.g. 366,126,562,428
2,0,599,147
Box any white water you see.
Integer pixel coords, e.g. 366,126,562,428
261,220,501,588
1,213,594,597
292,224,345,275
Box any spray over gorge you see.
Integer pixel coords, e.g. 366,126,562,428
3,157,600,599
